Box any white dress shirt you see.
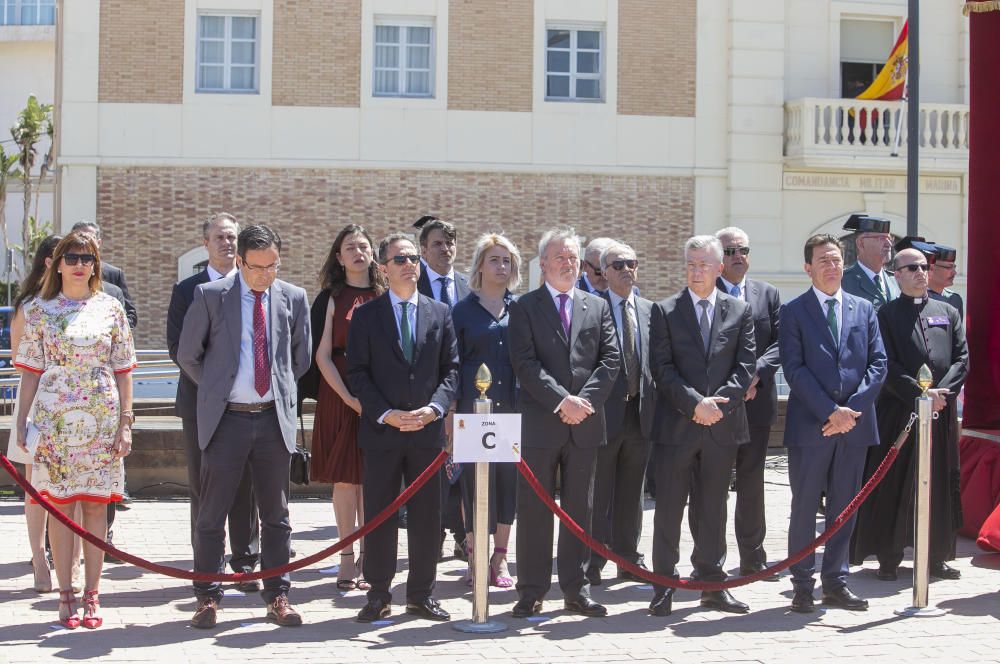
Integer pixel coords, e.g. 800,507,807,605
688,287,718,320
719,276,747,300
206,264,238,282
422,261,458,304
812,285,843,341
228,272,273,404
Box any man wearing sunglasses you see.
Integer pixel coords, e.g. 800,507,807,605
850,242,968,582
587,244,655,586
928,243,964,319
577,237,614,295
347,233,459,623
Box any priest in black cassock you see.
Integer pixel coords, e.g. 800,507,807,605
850,241,969,581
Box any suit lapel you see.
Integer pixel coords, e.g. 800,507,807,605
708,295,728,357
379,295,408,363
569,291,590,349
636,299,651,369
412,296,432,365
536,287,569,346
679,289,705,356
839,295,856,354
221,278,243,367
803,291,839,353
268,281,285,363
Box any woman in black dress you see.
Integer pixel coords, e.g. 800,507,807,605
452,233,522,587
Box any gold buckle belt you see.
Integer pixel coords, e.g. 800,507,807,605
226,401,275,413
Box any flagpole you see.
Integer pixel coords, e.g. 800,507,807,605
891,68,908,157
906,1,920,237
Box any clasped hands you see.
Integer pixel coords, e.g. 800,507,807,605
926,388,950,413
822,406,861,436
384,407,438,432
693,396,729,426
559,395,594,425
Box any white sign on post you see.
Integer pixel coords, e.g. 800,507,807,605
453,414,522,463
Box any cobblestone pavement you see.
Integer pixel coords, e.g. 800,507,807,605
1,455,998,663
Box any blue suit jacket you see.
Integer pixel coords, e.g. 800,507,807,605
780,289,886,448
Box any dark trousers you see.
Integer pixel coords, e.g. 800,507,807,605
652,439,737,589
193,410,291,604
362,446,442,604
734,425,772,567
182,416,260,572
787,442,866,593
515,443,597,602
590,401,650,570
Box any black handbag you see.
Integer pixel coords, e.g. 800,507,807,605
290,413,311,486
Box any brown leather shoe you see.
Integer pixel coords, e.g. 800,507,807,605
266,595,302,627
190,598,218,629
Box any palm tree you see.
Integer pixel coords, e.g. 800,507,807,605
9,94,53,277
0,144,19,271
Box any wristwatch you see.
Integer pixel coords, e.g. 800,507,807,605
120,410,135,425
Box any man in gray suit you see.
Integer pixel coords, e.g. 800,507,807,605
508,227,620,618
841,214,899,310
179,225,312,629
588,242,655,585
648,235,756,617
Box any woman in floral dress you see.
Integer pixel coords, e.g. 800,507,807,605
14,231,136,630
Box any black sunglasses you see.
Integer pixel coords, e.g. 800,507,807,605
899,263,929,273
63,253,97,266
609,259,639,271
387,255,421,265
723,247,751,257
583,260,602,276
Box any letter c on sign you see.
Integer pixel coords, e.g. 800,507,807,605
482,432,496,450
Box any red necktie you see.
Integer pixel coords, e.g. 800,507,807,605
253,290,270,397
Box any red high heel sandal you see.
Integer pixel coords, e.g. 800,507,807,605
58,590,81,630
82,590,103,629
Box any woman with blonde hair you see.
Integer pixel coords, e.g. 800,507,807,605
14,231,136,629
451,233,522,587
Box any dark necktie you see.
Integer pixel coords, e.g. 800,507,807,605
698,299,711,353
873,272,885,300
620,300,640,397
252,291,270,397
557,293,571,337
399,301,414,362
825,298,839,346
438,276,452,307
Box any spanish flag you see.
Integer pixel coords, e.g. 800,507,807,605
857,21,908,101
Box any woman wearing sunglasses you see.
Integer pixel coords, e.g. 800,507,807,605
13,231,137,630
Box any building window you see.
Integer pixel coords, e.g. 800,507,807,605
373,23,434,97
0,0,55,26
840,19,895,98
545,28,603,102
196,14,259,94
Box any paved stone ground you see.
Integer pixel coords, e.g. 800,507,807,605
1,455,999,663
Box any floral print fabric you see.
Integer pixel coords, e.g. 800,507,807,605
14,292,137,504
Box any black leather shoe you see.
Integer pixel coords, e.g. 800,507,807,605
405,597,450,621
930,562,961,580
586,566,603,586
648,590,674,616
512,597,543,618
790,590,815,613
876,566,898,581
357,598,391,623
700,590,749,614
822,586,868,610
740,563,780,582
563,596,608,617
618,560,650,582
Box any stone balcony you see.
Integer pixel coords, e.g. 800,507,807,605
784,97,969,174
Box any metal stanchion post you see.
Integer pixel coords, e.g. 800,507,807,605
896,364,944,617
454,364,507,633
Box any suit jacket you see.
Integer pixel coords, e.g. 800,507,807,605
649,289,756,447
780,289,887,448
177,275,312,452
717,277,781,427
417,268,471,304
346,292,460,451
508,286,620,449
167,269,212,418
101,281,127,316
842,262,899,310
600,292,656,441
102,262,137,329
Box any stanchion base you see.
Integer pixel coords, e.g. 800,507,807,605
452,619,508,634
894,605,946,617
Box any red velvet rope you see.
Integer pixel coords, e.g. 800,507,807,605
516,445,901,591
0,450,447,583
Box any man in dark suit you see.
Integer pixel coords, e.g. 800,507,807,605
576,237,613,295
508,227,620,619
167,213,260,591
179,225,312,628
841,214,899,310
347,232,459,623
414,216,470,557
711,226,781,578
648,235,756,617
587,242,655,586
780,234,886,613
72,220,138,328
928,243,964,319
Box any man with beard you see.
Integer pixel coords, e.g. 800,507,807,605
841,214,898,309
850,241,968,581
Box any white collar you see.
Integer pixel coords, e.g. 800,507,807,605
608,288,634,309
207,264,237,282
856,261,884,282
388,288,420,308
422,261,455,283
545,281,574,301
719,276,746,294
688,287,718,308
812,285,842,307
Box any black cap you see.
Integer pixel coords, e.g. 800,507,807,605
931,243,957,263
842,214,891,234
894,236,938,262
413,215,438,229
